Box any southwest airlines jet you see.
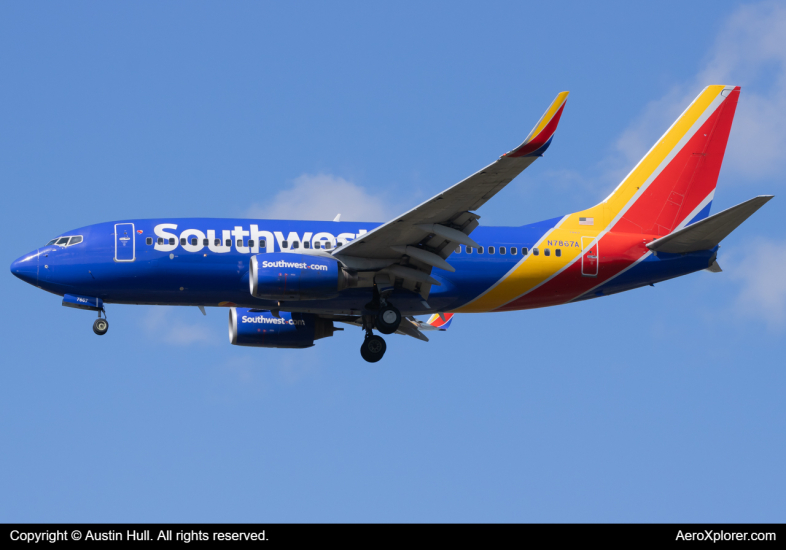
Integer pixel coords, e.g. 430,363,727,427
10,86,772,362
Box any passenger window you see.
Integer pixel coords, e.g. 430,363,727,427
455,246,461,254
478,246,484,254
467,247,472,254
556,249,561,257
545,248,551,256
488,246,495,254
511,247,517,255
260,240,266,248
146,237,153,245
293,242,299,249
533,248,539,256
236,240,242,247
499,246,506,255
248,240,255,248
180,238,186,246
203,239,209,246
522,247,528,255
191,238,197,246
282,241,289,249
157,237,163,245
169,238,175,245
56,237,69,246
225,239,231,247
68,236,83,246
304,242,310,249
214,239,220,246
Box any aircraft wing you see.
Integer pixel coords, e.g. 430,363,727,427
333,92,569,296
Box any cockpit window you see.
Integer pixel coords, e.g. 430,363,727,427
48,235,84,247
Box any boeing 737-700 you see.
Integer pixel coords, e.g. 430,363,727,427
10,85,772,362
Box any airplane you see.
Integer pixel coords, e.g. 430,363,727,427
10,85,773,363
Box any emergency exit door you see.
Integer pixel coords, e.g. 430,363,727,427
115,223,135,262
581,236,598,277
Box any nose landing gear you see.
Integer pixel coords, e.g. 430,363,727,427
93,309,108,335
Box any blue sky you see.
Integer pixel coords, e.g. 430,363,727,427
1,1,784,521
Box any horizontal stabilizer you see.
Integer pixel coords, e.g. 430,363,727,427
419,312,454,331
647,195,773,254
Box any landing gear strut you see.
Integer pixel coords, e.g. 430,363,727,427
359,314,386,363
359,285,400,362
93,309,108,335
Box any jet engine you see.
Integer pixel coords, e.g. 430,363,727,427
229,308,340,348
249,253,357,300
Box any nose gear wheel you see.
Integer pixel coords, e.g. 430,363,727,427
93,318,109,335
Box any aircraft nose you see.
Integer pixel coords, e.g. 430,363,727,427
10,250,39,286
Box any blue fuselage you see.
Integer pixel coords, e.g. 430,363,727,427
10,217,715,315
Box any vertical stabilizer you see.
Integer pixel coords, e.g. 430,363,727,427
601,85,740,235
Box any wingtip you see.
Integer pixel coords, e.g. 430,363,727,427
506,91,569,158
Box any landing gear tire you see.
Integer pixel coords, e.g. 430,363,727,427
360,335,386,363
375,305,401,335
93,318,109,335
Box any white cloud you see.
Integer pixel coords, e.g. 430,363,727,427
243,173,395,222
142,307,215,346
611,86,691,169
610,2,786,181
727,239,786,329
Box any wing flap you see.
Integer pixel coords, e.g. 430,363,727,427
321,314,430,342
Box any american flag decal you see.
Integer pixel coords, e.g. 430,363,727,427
579,217,594,225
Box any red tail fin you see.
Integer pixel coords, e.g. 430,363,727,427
613,86,740,236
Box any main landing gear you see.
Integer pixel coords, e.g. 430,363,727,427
375,305,401,335
359,289,401,363
360,333,386,363
93,309,108,336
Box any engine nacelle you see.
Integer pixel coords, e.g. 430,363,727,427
249,253,357,301
228,308,339,348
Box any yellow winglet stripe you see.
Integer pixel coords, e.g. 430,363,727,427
522,91,570,144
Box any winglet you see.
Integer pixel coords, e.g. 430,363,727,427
506,91,569,158
426,313,454,330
